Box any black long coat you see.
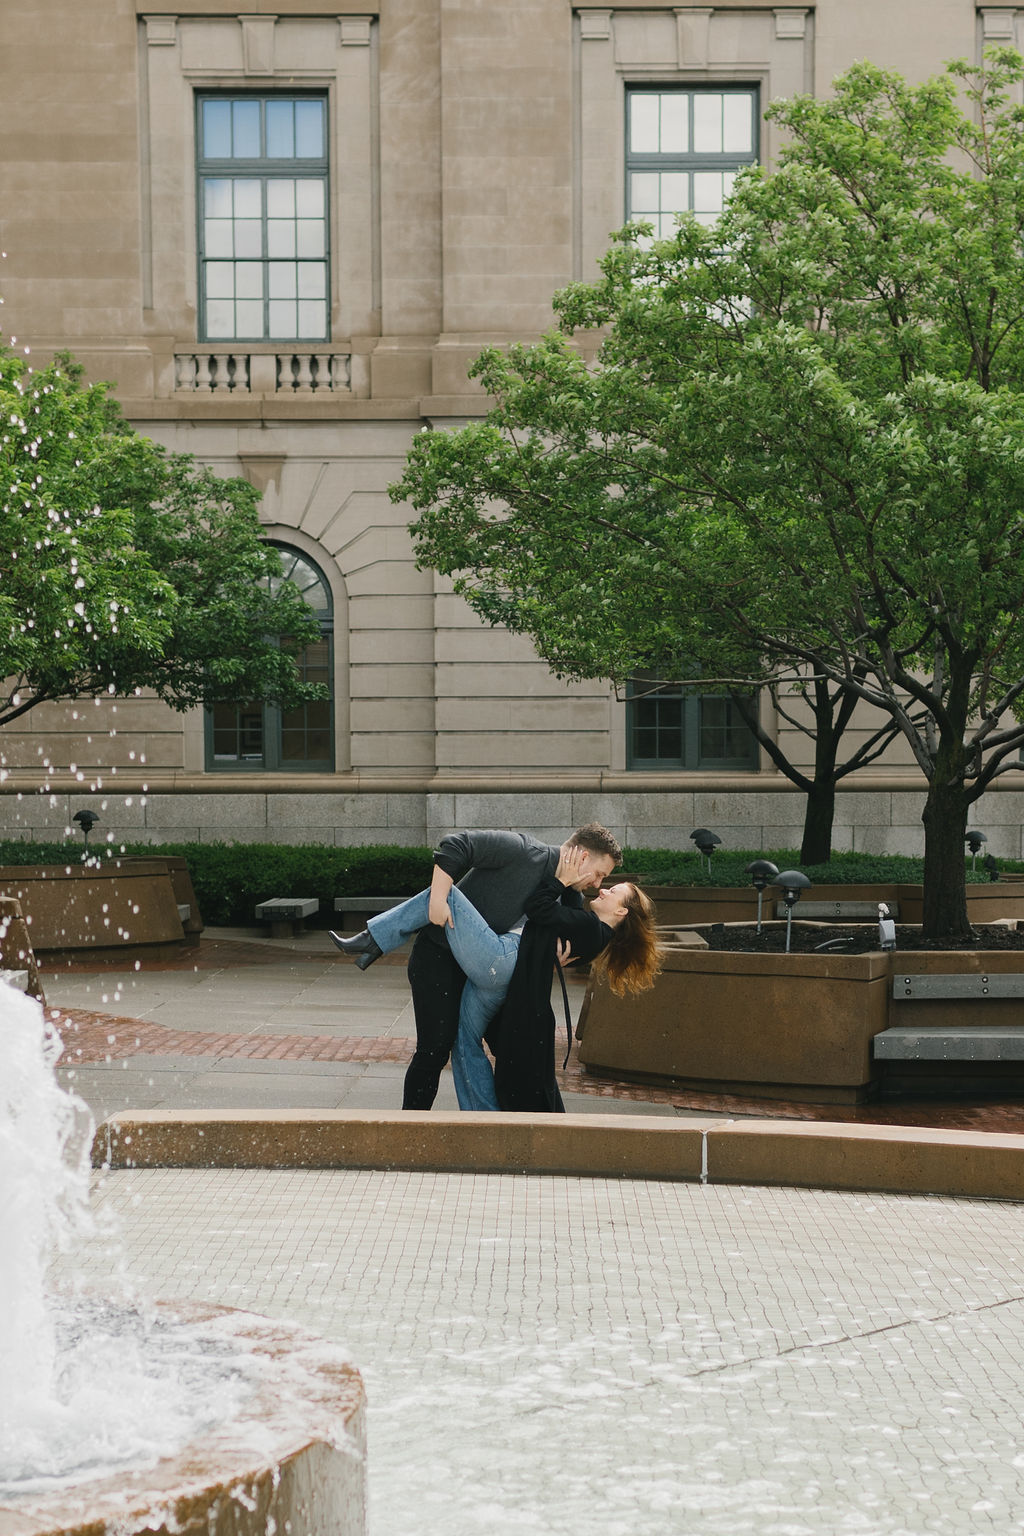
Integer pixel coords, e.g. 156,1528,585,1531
490,876,612,1113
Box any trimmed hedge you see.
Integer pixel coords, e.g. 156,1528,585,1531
0,838,433,927
0,838,1008,927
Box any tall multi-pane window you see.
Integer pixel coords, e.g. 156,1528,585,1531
207,546,334,772
197,95,329,341
626,87,758,232
624,90,759,771
627,674,759,771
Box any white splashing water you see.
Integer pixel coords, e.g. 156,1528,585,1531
0,980,251,1497
0,981,92,1419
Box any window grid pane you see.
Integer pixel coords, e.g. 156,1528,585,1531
627,674,758,770
198,94,329,343
206,545,334,774
626,87,758,233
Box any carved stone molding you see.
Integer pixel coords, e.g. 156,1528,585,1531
774,8,808,40
980,8,1017,39
239,14,277,73
578,9,612,41
143,14,177,45
339,15,372,45
675,7,712,68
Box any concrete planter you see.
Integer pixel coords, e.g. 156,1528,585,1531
577,940,1024,1104
0,860,187,956
577,946,892,1104
123,852,204,934
0,895,44,1000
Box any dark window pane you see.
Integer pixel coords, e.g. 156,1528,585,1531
206,544,333,772
211,702,264,762
631,690,683,764
699,697,757,763
657,725,683,759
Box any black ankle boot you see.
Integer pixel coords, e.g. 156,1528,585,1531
329,929,384,970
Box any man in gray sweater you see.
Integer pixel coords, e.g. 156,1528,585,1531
392,824,621,1109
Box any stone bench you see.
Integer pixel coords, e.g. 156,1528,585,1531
874,1025,1024,1061
255,897,320,937
776,899,900,920
892,972,1024,1000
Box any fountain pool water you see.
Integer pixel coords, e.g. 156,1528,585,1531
0,979,367,1534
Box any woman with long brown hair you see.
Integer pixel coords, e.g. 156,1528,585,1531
491,844,661,1112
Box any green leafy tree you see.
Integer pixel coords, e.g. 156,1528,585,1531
394,50,1024,941
1,351,324,731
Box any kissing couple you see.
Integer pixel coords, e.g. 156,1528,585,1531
332,823,660,1113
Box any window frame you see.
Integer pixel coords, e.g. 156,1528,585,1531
195,91,331,345
204,543,335,774
624,84,760,233
626,673,760,772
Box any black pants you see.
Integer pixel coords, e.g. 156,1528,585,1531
401,931,467,1109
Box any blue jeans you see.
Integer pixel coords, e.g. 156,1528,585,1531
368,888,520,1111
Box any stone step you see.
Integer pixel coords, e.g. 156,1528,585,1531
874,1025,1024,1061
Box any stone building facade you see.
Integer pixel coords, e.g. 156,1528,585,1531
2,0,1024,857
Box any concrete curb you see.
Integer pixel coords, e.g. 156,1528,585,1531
94,1111,1024,1201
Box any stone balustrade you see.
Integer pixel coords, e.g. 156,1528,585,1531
175,350,351,394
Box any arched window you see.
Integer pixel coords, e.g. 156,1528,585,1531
206,544,334,771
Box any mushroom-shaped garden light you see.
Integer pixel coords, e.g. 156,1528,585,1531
745,859,779,933
770,868,812,954
965,829,987,871
690,828,722,874
72,808,100,857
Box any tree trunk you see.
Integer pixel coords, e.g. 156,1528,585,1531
921,777,971,941
798,677,841,864
799,784,835,865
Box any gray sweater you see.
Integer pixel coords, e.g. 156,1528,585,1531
433,829,560,934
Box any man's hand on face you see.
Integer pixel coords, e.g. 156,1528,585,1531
556,844,590,888
561,846,617,892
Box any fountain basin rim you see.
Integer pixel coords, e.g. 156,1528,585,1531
0,1299,365,1536
91,1107,1024,1204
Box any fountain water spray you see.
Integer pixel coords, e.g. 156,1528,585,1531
0,982,94,1480
0,980,250,1496
0,977,367,1533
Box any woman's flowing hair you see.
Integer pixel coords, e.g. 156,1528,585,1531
594,885,661,997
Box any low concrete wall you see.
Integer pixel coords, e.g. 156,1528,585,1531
0,861,186,954
92,1110,1024,1202
5,775,1024,858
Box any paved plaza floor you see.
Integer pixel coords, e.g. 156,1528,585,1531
63,1166,1024,1535
35,930,1024,1533
43,928,696,1124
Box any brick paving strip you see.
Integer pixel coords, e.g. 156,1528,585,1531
48,1008,414,1064
47,1004,1024,1133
